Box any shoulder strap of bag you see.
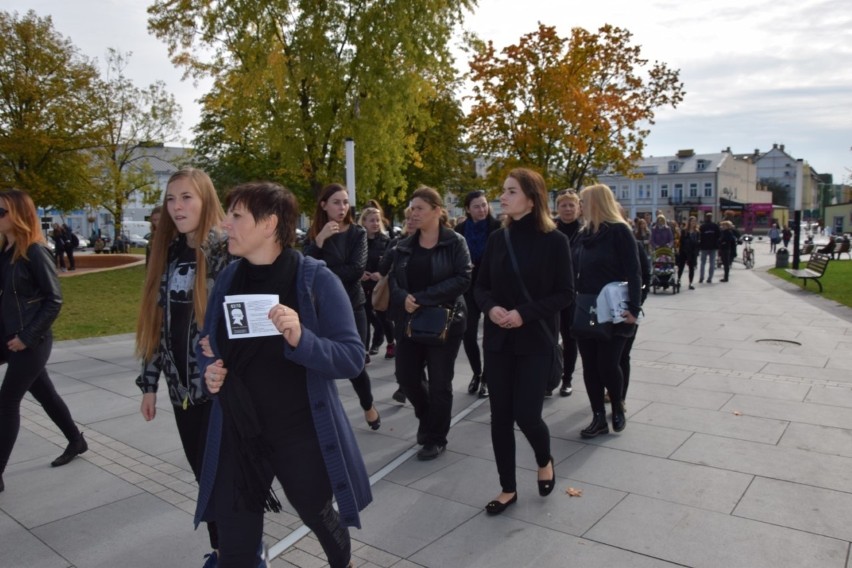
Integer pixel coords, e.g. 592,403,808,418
503,229,558,344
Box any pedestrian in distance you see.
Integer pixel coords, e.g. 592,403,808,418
677,215,700,290
51,223,67,271
574,184,642,439
387,186,471,461
304,183,381,431
134,167,230,567
196,181,371,568
0,189,87,495
359,207,395,361
554,189,582,397
718,220,740,282
698,212,721,284
474,168,573,515
454,190,501,399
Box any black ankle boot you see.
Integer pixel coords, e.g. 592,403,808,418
612,405,626,432
581,412,609,438
51,432,88,467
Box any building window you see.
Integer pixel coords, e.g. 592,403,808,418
689,183,698,198
674,184,683,202
668,161,681,173
621,185,629,200
696,160,707,171
704,183,713,197
660,184,669,198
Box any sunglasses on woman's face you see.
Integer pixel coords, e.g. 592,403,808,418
0,208,8,218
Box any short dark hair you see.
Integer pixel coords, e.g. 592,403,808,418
463,190,486,209
224,182,299,248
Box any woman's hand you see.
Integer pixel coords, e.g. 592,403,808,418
269,304,302,347
622,311,638,325
199,335,213,358
369,271,381,282
315,221,340,248
205,359,228,394
140,392,156,421
491,307,523,329
6,335,26,353
405,294,420,314
361,271,371,281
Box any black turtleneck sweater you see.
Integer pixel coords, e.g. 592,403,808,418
474,213,574,354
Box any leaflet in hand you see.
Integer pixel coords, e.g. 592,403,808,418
223,294,280,339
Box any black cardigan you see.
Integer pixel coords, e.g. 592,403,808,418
475,214,574,354
303,224,368,308
575,222,642,317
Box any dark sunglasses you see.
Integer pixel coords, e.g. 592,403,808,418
0,208,7,218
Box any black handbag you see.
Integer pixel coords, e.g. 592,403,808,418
503,230,563,392
405,305,454,345
571,293,612,341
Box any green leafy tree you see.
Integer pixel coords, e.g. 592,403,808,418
0,10,103,209
148,0,474,210
466,23,685,190
88,49,182,237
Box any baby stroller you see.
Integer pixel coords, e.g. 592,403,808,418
651,246,679,294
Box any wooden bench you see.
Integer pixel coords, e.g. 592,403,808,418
834,239,851,260
800,242,815,257
785,253,830,292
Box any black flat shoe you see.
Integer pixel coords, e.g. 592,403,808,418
538,457,556,497
0,474,4,493
580,412,609,439
485,492,517,515
51,432,88,467
366,407,381,431
391,389,406,403
417,444,446,461
467,374,481,394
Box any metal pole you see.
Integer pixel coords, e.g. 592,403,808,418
792,210,802,269
345,138,356,207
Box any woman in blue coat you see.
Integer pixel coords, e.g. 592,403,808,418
195,182,371,568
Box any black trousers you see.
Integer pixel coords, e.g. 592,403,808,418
0,334,80,474
577,336,630,413
64,246,76,270
676,254,696,283
486,349,552,493
212,426,350,568
350,306,374,411
720,249,733,280
395,334,462,446
173,402,218,549
620,333,638,401
363,288,394,350
558,305,578,387
461,290,483,377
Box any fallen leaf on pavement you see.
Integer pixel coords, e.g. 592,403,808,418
565,487,583,497
733,411,742,416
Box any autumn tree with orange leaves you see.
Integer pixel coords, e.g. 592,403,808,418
466,23,685,190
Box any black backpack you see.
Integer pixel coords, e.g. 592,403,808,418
70,232,79,248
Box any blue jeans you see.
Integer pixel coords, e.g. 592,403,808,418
699,250,716,282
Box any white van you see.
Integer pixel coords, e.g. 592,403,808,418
121,220,152,237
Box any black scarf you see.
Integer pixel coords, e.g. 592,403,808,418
217,248,300,513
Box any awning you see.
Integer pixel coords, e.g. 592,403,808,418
720,197,745,211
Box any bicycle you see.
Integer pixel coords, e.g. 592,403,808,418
740,234,754,269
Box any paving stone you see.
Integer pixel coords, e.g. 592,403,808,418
777,422,852,458
563,445,753,514
734,477,852,541
721,394,852,430
631,401,788,444
681,372,811,400
672,432,852,493
586,494,848,568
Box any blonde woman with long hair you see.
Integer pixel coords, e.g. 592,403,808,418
574,184,642,439
0,190,87,494
134,167,230,566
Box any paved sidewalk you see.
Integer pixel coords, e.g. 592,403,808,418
3,240,852,567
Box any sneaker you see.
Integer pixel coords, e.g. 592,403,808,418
544,389,553,398
202,550,218,568
688,284,695,290
392,388,406,403
707,279,713,284
699,278,704,283
384,344,396,359
369,345,380,355
559,385,573,397
417,444,446,461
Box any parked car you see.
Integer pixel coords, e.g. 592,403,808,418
125,234,149,248
73,233,89,249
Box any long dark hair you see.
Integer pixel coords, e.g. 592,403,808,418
308,183,354,240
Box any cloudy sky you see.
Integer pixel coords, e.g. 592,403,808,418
5,0,851,183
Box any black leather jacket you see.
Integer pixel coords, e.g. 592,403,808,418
304,224,368,308
0,243,62,347
388,226,472,336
